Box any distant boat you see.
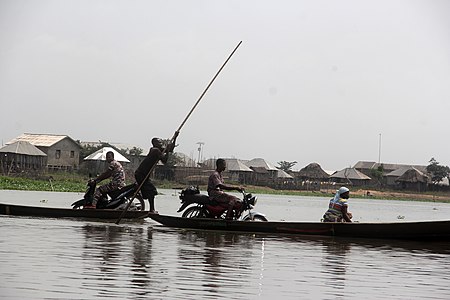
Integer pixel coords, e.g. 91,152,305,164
147,214,450,241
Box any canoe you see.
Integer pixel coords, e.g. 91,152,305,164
147,214,450,241
0,203,149,221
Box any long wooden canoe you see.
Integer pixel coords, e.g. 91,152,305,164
147,214,450,241
0,203,149,221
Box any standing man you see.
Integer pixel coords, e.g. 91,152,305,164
134,133,178,213
208,158,243,220
87,151,126,208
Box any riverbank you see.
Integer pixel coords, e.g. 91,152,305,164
1,175,449,203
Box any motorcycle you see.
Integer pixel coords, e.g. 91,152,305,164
177,186,267,221
71,181,146,211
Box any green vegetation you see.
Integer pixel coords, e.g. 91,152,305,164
277,161,297,172
1,175,449,203
427,158,450,184
0,175,86,192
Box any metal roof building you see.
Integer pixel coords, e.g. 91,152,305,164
244,158,278,171
0,141,47,156
0,141,47,174
7,133,81,171
84,147,130,163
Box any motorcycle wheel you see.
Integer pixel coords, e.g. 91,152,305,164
182,206,207,218
243,215,268,222
127,194,146,211
71,200,84,210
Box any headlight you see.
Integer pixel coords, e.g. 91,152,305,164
248,196,257,206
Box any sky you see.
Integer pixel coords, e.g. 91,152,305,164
1,0,449,171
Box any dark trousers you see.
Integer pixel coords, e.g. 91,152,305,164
135,173,158,211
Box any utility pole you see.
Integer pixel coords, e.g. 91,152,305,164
196,142,204,166
378,133,382,163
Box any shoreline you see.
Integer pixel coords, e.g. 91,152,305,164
1,175,450,203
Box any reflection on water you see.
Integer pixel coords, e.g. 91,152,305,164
174,230,260,299
320,239,350,296
1,217,450,299
3,188,450,299
79,224,156,299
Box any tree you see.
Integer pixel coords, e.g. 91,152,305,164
277,161,297,172
370,164,384,185
166,152,184,168
426,158,450,184
128,147,143,156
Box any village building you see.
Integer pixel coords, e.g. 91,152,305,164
82,146,131,177
223,158,254,184
7,133,81,171
198,158,254,185
395,167,430,192
293,162,330,190
0,141,47,174
330,167,372,186
244,158,278,186
354,160,429,188
296,163,330,181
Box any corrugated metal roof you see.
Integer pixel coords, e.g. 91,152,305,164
7,133,72,147
385,167,410,177
0,141,47,156
353,161,377,169
354,161,427,173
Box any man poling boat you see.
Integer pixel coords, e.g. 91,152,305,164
115,41,243,224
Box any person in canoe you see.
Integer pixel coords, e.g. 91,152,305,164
134,133,178,214
207,158,244,220
322,186,353,222
86,151,126,208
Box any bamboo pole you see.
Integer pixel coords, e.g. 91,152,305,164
115,41,242,224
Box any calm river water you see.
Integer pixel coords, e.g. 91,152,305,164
1,189,450,299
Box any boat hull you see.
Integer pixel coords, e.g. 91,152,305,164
148,214,450,241
0,203,149,221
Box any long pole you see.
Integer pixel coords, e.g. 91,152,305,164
116,41,242,224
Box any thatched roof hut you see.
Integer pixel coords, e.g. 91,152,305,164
244,158,278,171
0,141,47,173
395,168,430,183
395,167,430,191
277,169,293,179
297,163,330,180
225,158,253,172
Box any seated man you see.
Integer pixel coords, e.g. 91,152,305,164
322,186,353,222
86,151,126,208
207,158,243,220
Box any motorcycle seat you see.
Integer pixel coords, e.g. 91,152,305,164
107,183,136,199
185,193,211,205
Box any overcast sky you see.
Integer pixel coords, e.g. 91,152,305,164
1,0,449,171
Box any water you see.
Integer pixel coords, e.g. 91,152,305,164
1,189,450,299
